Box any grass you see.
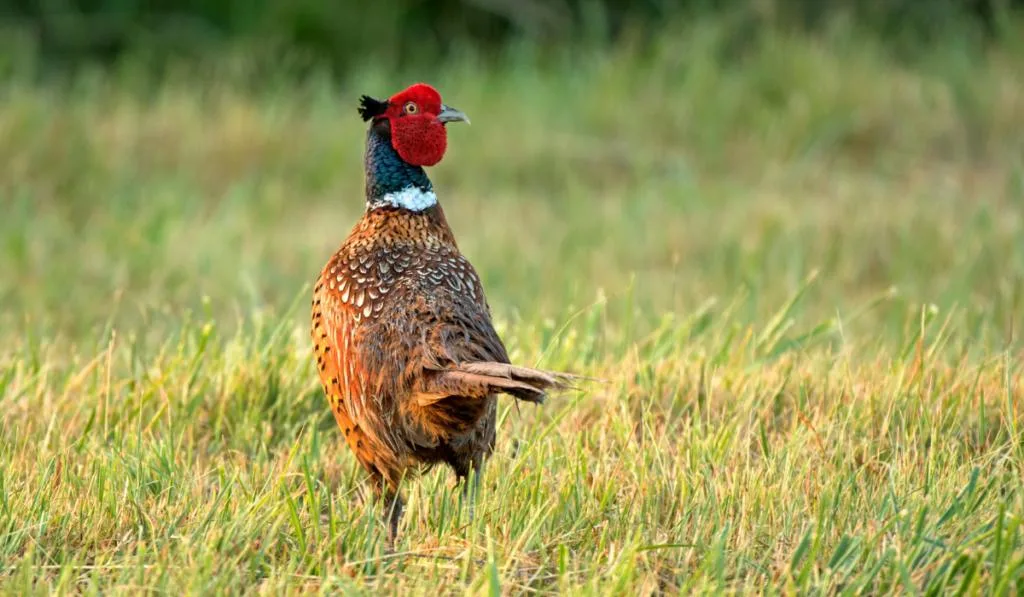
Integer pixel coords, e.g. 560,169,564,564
1,18,1024,593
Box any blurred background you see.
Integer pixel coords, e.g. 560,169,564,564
0,0,1022,352
1,5,1023,589
0,0,1019,71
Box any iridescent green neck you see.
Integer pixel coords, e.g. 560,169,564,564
364,123,435,212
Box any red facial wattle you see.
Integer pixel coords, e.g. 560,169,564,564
391,115,449,167
379,83,468,167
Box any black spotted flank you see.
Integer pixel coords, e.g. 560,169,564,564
358,95,389,121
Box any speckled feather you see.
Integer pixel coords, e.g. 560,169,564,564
310,104,575,540
311,203,504,480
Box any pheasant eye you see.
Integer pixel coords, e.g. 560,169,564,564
403,102,418,114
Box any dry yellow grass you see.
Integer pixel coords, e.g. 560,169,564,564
1,21,1022,593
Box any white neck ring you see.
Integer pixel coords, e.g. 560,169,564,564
374,187,437,211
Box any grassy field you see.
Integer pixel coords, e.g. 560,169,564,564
1,20,1023,593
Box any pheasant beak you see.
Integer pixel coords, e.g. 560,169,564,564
437,105,470,125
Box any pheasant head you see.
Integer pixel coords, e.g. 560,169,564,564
358,83,469,212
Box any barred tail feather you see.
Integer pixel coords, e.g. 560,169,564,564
416,362,580,406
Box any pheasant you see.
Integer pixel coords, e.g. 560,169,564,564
310,83,575,544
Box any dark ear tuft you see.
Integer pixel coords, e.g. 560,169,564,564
357,95,389,121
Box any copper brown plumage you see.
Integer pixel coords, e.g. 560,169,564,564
310,83,576,544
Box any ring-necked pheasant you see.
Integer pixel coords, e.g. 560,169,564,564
310,83,576,544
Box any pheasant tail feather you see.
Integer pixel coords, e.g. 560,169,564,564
417,362,580,406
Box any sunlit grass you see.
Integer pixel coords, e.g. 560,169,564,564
1,19,1023,593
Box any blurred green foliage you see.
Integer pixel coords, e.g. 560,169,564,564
0,0,1018,73
0,6,1022,591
